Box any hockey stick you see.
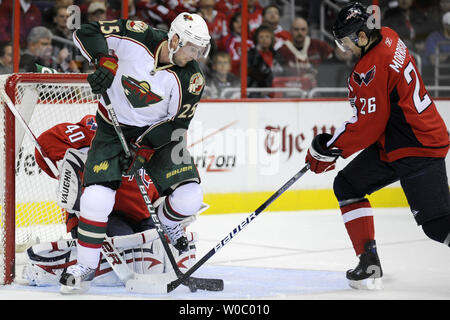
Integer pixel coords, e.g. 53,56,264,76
167,163,311,292
101,92,223,292
0,85,60,178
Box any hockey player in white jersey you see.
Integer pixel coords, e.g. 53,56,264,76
60,13,211,293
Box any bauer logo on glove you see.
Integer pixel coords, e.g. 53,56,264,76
305,133,342,174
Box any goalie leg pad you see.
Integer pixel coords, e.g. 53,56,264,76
22,246,78,286
165,231,198,274
57,148,87,212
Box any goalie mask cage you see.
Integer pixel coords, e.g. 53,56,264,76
0,73,98,284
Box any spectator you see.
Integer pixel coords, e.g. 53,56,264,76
135,1,177,29
197,0,228,41
276,17,333,89
79,0,118,24
214,0,263,32
0,42,12,74
50,5,80,73
247,0,264,33
42,0,74,29
423,11,450,66
87,2,107,23
164,0,199,14
215,0,240,15
50,5,72,41
260,4,292,50
203,51,240,99
382,0,433,52
0,0,42,49
19,26,65,72
247,25,283,98
216,12,254,76
425,0,450,33
278,17,334,71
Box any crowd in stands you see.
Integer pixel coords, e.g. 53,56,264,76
0,0,449,98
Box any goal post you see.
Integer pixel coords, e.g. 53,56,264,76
0,73,97,284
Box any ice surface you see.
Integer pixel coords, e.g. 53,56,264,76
1,208,449,300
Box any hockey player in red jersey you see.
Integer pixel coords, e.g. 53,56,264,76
305,2,450,290
27,115,203,287
34,114,160,237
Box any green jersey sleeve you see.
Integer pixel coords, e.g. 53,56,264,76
73,19,164,61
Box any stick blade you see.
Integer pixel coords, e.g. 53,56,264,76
125,273,175,294
191,277,224,291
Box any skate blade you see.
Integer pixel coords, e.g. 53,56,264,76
59,281,91,295
349,277,383,290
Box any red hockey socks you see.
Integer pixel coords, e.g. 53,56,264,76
340,199,375,256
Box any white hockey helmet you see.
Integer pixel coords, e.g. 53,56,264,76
168,12,211,64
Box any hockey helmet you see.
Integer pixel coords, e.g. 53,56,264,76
332,2,375,51
168,12,211,64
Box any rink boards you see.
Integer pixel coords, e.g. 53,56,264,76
8,99,450,219
191,100,450,214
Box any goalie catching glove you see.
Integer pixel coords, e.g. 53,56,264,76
305,133,342,174
87,52,118,94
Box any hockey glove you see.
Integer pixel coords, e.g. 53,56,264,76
87,53,118,94
305,133,342,174
122,141,155,175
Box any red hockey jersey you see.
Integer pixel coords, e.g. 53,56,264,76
329,27,449,162
35,115,160,223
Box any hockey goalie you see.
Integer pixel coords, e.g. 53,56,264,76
22,114,206,288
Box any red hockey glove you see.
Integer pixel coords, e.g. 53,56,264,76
87,53,118,94
305,133,342,174
123,141,155,175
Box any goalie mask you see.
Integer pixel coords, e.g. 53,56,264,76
167,12,211,64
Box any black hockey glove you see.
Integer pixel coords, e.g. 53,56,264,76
87,53,118,94
305,133,342,174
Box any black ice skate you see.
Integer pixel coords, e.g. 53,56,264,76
59,263,96,294
162,223,188,252
346,240,383,290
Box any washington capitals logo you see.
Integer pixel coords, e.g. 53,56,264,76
353,66,376,87
86,116,97,131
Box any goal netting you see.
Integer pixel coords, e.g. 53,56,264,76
0,73,97,284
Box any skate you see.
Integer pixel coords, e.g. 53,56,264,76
59,264,96,294
162,223,188,252
346,240,383,290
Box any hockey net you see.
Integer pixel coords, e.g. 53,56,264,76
0,73,97,284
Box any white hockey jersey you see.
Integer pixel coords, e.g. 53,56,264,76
73,19,206,147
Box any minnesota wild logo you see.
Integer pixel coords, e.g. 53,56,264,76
93,161,109,173
122,75,163,108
